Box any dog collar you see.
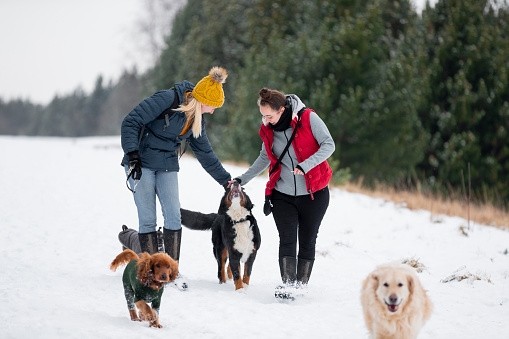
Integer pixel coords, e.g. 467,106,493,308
231,213,252,224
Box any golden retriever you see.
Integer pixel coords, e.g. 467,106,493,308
360,263,433,339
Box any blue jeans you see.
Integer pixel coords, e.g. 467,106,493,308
125,166,181,234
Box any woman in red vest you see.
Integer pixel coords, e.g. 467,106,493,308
230,88,335,300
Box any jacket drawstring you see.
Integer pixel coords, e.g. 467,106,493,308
163,114,170,131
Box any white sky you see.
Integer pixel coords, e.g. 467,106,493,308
0,0,436,105
0,0,145,104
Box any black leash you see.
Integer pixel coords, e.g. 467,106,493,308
125,165,139,193
269,107,305,176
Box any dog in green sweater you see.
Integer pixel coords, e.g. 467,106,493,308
110,249,179,328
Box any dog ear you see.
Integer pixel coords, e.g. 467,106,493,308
137,253,154,286
246,192,255,210
169,259,179,282
362,271,378,298
244,195,254,210
369,272,379,291
220,193,229,212
407,273,415,294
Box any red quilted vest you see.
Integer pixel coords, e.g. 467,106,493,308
259,108,332,199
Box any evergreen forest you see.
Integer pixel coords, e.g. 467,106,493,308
1,0,508,206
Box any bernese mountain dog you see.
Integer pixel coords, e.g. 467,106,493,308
180,181,261,291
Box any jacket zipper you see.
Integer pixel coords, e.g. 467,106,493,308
293,135,314,200
283,129,298,197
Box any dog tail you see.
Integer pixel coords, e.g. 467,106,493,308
180,208,217,230
110,249,140,271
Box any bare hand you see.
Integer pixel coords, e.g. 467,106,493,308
292,168,304,175
226,178,241,188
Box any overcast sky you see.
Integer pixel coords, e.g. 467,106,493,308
0,0,145,104
0,0,436,105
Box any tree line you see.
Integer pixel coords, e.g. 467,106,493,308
1,0,508,205
0,69,142,137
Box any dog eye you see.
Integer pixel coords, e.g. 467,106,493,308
383,283,389,287
398,283,404,287
156,264,160,268
167,265,170,268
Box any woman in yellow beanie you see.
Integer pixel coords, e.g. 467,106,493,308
119,67,230,290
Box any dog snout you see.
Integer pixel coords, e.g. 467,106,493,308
227,182,241,201
231,184,240,194
389,294,399,304
161,274,168,280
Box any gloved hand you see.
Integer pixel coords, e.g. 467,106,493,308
127,150,142,180
263,195,272,216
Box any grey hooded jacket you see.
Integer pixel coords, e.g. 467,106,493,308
237,94,335,196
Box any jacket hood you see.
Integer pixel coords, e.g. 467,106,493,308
173,80,195,104
262,94,306,125
287,94,306,119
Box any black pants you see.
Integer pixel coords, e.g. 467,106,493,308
271,187,330,260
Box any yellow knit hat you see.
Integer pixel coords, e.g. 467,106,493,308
192,67,228,107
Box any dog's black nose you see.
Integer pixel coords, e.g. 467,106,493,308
389,294,398,303
161,274,168,280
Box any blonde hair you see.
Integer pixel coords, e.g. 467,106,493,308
176,92,203,138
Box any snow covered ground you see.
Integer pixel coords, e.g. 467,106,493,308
1,136,508,338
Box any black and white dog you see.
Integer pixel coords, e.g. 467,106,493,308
180,182,261,291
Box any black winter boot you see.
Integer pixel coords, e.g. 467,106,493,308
275,256,297,300
163,228,187,291
118,225,142,254
279,256,297,284
139,231,158,255
297,257,314,285
163,228,181,261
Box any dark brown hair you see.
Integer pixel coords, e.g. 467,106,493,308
257,88,286,111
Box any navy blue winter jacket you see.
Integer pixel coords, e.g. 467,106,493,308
121,80,231,186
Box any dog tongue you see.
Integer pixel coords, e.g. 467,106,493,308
388,304,399,312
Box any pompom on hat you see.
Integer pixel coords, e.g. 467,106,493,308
192,67,228,108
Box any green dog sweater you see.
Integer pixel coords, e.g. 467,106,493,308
122,260,164,314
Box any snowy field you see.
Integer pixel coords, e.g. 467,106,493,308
1,136,508,338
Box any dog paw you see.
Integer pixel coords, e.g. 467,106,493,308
139,310,157,322
149,320,162,328
170,274,189,291
235,287,247,294
129,309,141,322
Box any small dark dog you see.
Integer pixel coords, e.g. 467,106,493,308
110,249,179,328
180,182,261,291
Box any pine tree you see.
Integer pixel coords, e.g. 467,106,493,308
420,0,509,202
